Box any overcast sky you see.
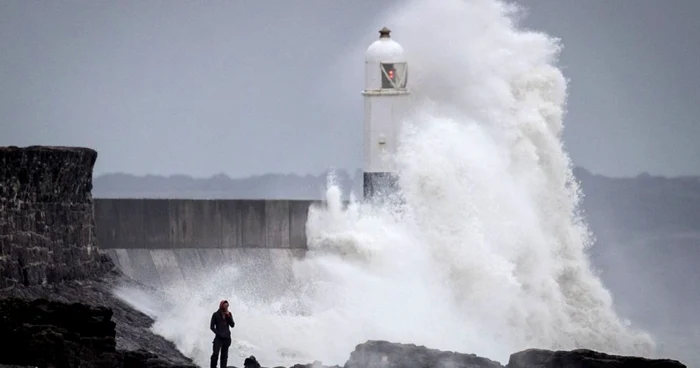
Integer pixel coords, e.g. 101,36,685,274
1,0,698,178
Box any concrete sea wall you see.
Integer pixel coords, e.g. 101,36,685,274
93,198,320,289
94,198,317,249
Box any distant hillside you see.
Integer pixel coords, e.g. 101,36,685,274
574,167,700,242
93,169,363,200
571,167,700,345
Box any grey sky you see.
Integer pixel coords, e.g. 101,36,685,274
1,0,698,178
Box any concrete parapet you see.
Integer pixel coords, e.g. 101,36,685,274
94,199,319,250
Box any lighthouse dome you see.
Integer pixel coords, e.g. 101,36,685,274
364,27,408,92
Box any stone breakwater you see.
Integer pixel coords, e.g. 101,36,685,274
0,146,112,288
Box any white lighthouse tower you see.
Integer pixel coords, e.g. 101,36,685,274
362,26,410,200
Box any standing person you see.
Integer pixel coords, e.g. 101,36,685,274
210,300,235,368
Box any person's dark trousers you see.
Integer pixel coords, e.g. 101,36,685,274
211,337,232,368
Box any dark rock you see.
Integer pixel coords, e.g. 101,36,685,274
244,356,262,368
4,277,194,367
122,350,197,368
505,348,687,368
289,362,335,368
0,297,120,368
0,146,116,289
341,341,689,368
0,297,197,368
344,340,504,368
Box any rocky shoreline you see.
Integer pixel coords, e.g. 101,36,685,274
1,273,689,368
0,293,689,368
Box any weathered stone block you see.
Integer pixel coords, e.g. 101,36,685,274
0,146,115,287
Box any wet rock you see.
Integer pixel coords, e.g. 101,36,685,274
0,297,120,368
341,341,689,368
4,277,194,367
288,362,337,368
344,340,505,368
225,359,338,368
506,348,687,368
122,350,198,368
0,297,196,368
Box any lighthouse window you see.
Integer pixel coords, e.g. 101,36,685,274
381,62,408,89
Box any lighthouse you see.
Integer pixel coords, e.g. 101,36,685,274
362,26,410,200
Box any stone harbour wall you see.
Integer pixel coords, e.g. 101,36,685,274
0,146,112,288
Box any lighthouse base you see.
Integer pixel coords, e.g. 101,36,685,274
363,172,400,201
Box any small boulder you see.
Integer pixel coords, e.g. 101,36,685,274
344,340,505,368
